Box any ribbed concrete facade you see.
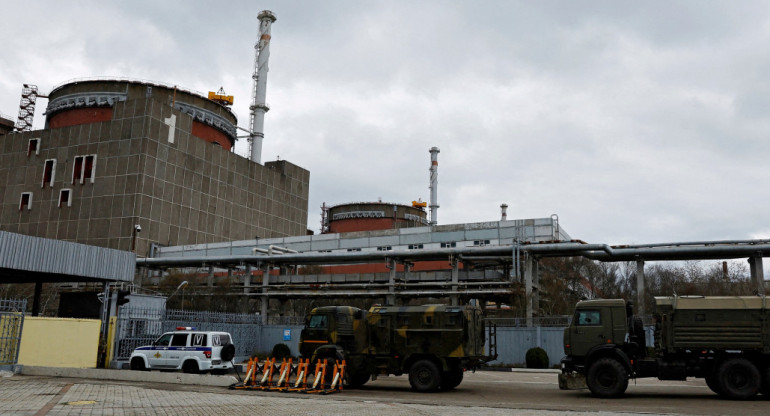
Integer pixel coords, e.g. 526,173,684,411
0,79,309,256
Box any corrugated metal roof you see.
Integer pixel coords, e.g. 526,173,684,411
0,231,134,283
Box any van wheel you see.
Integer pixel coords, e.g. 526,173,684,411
182,360,200,374
221,344,236,362
717,358,760,400
409,359,441,392
130,357,148,371
586,358,628,398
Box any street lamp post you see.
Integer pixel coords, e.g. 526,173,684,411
167,280,188,309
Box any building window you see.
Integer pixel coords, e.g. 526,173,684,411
408,244,424,250
346,248,362,252
19,192,32,211
28,138,40,156
441,242,457,248
377,246,392,251
73,154,97,184
473,240,491,246
59,189,72,207
42,159,56,188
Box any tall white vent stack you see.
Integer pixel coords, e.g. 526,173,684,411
249,10,277,164
429,147,440,225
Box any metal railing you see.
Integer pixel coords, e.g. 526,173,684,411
0,299,27,366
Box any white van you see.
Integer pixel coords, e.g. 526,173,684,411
129,327,235,374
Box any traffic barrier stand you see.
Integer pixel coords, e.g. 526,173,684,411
286,359,311,392
318,360,345,395
230,357,258,389
302,359,329,394
268,358,294,391
253,357,277,390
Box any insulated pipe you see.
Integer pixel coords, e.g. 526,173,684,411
136,242,770,268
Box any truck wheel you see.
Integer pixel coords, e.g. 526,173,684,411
705,372,723,396
346,371,370,388
409,359,442,392
182,360,200,374
716,358,760,400
586,358,628,398
440,367,464,390
130,357,148,371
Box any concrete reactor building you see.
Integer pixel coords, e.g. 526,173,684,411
0,78,309,256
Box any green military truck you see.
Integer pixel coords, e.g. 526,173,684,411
559,296,770,400
298,304,495,392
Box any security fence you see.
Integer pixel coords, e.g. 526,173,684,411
112,305,654,369
113,305,264,363
0,299,26,367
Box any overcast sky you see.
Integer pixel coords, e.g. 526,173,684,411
2,1,770,247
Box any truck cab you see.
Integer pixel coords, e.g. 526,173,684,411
561,296,770,400
298,306,367,361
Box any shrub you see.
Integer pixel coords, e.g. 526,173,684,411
271,343,292,360
525,347,549,369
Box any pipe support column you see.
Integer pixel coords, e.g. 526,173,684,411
748,255,766,295
261,265,269,324
386,259,396,305
450,258,459,306
636,260,645,316
524,255,533,327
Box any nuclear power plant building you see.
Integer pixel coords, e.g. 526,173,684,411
0,79,309,256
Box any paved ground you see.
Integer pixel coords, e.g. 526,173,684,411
1,369,767,415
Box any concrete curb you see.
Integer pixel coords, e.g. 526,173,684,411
20,366,239,387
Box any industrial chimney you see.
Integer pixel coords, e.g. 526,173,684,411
249,10,277,164
429,147,440,225
500,203,508,221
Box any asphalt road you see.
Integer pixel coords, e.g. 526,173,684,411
3,369,768,415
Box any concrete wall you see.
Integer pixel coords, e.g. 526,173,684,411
17,317,101,368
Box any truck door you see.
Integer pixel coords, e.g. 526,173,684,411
569,307,611,358
370,315,391,355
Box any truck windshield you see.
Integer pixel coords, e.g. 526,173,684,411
575,309,601,326
308,314,328,329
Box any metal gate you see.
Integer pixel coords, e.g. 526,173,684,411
113,305,263,364
0,299,26,368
